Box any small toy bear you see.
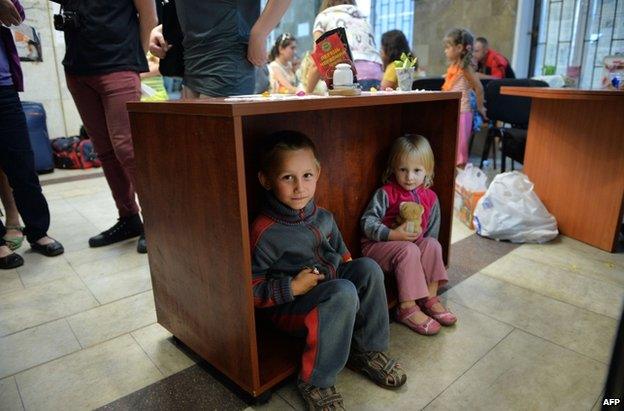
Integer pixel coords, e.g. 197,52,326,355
396,201,424,235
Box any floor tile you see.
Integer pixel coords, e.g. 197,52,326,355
16,258,79,288
131,324,195,377
16,335,162,411
0,276,99,337
0,319,81,379
481,252,624,319
446,274,618,363
450,217,474,244
0,377,23,411
67,291,156,347
515,236,624,287
277,300,514,410
63,239,140,267
443,233,520,292
72,251,148,280
0,269,23,296
82,265,152,304
424,329,607,411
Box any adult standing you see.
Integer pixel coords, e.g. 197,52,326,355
0,0,64,269
52,0,158,253
149,0,292,98
305,0,383,92
473,37,514,79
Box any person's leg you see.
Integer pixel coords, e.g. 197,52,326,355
416,237,456,325
362,241,431,324
66,73,140,218
0,87,54,246
266,279,358,388
336,258,388,353
0,170,24,250
337,257,407,388
66,73,143,250
94,71,146,252
456,111,473,166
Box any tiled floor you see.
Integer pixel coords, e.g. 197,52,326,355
0,171,622,411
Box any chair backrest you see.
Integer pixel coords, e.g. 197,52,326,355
485,79,549,126
412,77,445,91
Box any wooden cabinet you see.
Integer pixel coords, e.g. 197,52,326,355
501,87,624,252
127,92,460,397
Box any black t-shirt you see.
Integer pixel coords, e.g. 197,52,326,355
61,0,148,75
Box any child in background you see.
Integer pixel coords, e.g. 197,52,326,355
380,30,413,90
251,130,406,410
361,134,457,336
441,28,486,167
140,52,168,102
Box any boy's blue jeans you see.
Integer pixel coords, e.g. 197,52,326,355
261,257,389,388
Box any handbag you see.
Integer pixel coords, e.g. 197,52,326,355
158,0,184,77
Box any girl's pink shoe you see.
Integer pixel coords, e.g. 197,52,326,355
419,296,457,326
396,305,441,335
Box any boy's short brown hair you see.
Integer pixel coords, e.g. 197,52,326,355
260,130,320,176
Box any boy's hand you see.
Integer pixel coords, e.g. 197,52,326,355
388,223,420,242
291,267,324,296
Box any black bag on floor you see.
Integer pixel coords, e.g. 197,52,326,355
22,101,54,174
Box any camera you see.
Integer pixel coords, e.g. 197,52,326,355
53,10,80,31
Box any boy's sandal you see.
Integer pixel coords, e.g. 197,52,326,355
396,305,441,335
3,225,24,251
419,296,457,326
347,350,407,389
297,380,345,411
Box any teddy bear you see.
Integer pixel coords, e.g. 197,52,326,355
395,201,424,235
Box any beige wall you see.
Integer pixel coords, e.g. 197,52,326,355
18,0,81,138
412,0,518,76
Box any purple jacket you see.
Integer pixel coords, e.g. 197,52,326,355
0,0,25,91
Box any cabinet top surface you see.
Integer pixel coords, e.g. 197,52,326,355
501,87,624,101
127,91,461,117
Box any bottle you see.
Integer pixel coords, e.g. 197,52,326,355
333,63,353,87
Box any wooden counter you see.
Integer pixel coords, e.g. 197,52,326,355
127,92,460,397
501,87,624,252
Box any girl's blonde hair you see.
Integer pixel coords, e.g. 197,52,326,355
443,28,474,69
382,134,435,188
319,0,355,12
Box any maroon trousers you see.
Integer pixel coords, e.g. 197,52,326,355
65,71,141,217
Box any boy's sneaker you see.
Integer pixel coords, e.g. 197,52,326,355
89,214,143,248
347,350,407,389
297,380,345,411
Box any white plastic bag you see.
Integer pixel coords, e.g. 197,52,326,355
455,163,487,192
454,163,488,229
473,171,558,243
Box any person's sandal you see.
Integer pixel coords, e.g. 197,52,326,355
419,296,457,326
3,225,24,251
347,351,407,389
396,305,441,335
297,380,345,411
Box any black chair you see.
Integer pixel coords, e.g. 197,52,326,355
480,79,549,172
412,77,444,90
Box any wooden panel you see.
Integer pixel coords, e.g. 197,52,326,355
129,113,258,392
128,91,462,118
502,87,624,101
523,98,624,251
